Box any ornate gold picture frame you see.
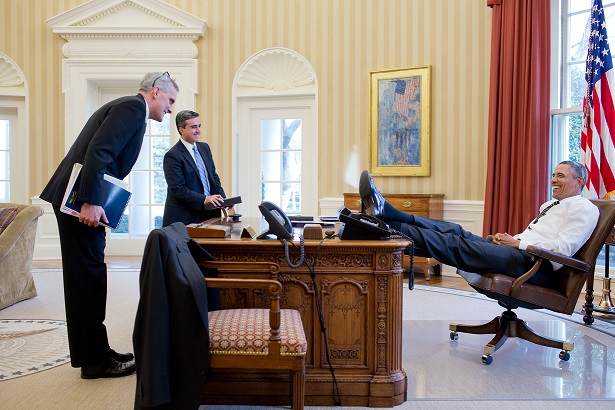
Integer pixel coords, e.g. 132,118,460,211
369,66,431,176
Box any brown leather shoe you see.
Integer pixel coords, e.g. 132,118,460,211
81,358,136,379
109,348,134,363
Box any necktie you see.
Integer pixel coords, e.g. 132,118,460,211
532,200,559,224
193,145,211,196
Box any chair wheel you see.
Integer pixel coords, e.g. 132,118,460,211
482,354,493,365
450,331,458,341
559,350,570,361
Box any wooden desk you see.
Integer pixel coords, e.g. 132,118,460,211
344,193,444,281
193,218,410,407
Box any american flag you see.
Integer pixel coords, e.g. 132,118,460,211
581,0,615,199
392,80,412,118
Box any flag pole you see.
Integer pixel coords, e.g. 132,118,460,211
581,0,615,318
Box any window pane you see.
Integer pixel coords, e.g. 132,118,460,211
282,182,301,214
0,151,8,179
152,137,169,169
129,206,150,237
152,206,164,229
130,171,150,204
153,170,166,204
150,115,170,135
261,119,281,150
282,119,301,149
551,112,582,165
262,182,281,203
133,137,150,170
0,120,8,149
261,152,281,180
569,63,586,107
569,0,590,14
282,151,301,181
0,181,8,202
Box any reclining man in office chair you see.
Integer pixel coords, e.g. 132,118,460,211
359,160,599,286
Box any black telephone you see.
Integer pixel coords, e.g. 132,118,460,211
337,206,392,240
257,201,293,240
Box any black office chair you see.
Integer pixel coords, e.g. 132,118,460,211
450,199,615,364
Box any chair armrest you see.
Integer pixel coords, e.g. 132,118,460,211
508,246,591,298
197,260,280,277
0,205,44,259
525,245,591,272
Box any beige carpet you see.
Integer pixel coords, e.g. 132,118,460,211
0,269,614,409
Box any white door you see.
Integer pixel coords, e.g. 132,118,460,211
94,87,173,255
236,96,317,219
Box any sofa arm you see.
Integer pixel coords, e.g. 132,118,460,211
0,205,44,260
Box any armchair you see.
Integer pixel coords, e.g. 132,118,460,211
449,199,615,364
0,203,44,310
198,260,307,410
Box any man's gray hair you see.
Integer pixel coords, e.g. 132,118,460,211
559,160,588,183
175,110,199,133
139,72,179,94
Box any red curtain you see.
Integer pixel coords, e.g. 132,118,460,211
483,0,551,236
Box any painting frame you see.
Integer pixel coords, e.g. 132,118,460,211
369,66,431,176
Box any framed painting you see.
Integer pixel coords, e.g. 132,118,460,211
369,66,431,176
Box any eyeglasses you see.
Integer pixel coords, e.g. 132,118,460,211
152,71,170,88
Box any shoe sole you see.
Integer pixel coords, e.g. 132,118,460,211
81,369,135,379
359,170,372,199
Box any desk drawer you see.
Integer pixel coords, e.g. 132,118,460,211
386,197,430,213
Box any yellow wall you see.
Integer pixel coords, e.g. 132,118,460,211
0,0,491,201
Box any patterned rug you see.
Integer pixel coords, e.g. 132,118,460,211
0,319,70,381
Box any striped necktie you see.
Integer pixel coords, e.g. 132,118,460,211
193,145,211,196
532,200,559,224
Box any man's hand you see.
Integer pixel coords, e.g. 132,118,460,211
204,194,224,208
492,232,520,248
79,203,108,227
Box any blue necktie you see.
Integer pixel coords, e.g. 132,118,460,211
193,145,210,196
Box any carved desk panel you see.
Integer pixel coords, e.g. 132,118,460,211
193,218,410,407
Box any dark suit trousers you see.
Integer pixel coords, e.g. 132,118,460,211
381,202,553,286
53,206,110,367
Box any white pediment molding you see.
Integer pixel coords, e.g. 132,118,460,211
46,0,207,59
235,48,316,96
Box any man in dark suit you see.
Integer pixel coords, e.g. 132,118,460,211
40,71,179,379
162,110,227,226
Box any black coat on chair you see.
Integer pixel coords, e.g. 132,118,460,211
133,222,217,410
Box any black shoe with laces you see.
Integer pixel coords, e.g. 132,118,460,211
109,348,134,363
359,170,385,218
81,357,136,379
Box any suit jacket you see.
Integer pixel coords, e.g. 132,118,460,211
40,94,147,207
162,140,226,226
133,222,216,410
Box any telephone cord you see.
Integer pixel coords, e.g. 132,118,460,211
281,236,305,268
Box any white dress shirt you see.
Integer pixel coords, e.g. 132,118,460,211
514,195,599,269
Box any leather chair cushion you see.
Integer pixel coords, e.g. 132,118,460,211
209,308,307,356
459,270,569,312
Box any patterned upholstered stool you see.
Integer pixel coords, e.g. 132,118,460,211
205,277,307,410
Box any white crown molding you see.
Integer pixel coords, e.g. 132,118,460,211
0,53,26,88
235,47,317,95
47,0,206,58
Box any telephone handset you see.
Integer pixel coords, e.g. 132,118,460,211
337,206,392,240
257,201,293,240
